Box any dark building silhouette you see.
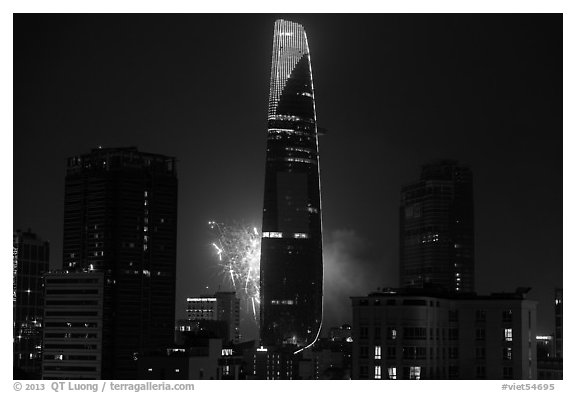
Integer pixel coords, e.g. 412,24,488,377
259,19,324,351
176,319,230,346
215,292,241,343
400,160,474,293
61,146,178,378
13,229,50,379
536,335,555,360
554,288,562,358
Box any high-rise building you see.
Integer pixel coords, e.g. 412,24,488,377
215,291,241,343
351,288,537,380
400,160,474,293
42,271,109,379
260,19,324,351
554,288,562,358
61,146,178,378
13,230,50,379
185,292,241,343
186,297,218,321
536,335,555,360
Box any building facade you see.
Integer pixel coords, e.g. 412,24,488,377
186,297,217,321
351,289,537,380
215,292,241,343
554,288,562,358
186,292,240,343
62,146,178,378
400,160,474,292
13,230,50,379
260,19,324,351
42,271,108,379
137,338,222,380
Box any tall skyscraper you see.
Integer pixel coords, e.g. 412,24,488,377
260,19,323,351
400,160,474,293
13,229,50,378
62,147,178,378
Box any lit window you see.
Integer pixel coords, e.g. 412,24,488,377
374,365,381,379
175,369,180,373
294,233,308,239
374,346,381,360
387,367,397,380
504,328,513,342
409,366,421,380
263,232,283,238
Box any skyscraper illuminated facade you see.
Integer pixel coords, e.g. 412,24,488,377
400,160,474,293
260,19,323,351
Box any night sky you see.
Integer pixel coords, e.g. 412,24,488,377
13,14,562,340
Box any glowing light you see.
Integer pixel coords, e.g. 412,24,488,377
208,221,261,320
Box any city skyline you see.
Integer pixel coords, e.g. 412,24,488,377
13,14,562,340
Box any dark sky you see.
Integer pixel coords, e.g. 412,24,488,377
13,14,562,339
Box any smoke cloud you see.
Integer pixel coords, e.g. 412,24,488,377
322,229,396,332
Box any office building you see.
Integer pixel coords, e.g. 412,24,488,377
138,338,222,380
536,335,555,360
62,146,178,378
400,160,474,292
13,230,50,379
186,292,240,343
42,271,108,379
260,19,324,350
299,336,353,379
537,358,562,380
215,291,241,343
244,345,299,380
186,297,217,320
176,319,229,345
554,288,562,358
351,288,537,380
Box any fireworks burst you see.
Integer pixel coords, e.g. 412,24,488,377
208,221,261,320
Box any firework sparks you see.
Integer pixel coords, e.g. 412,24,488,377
208,221,261,320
